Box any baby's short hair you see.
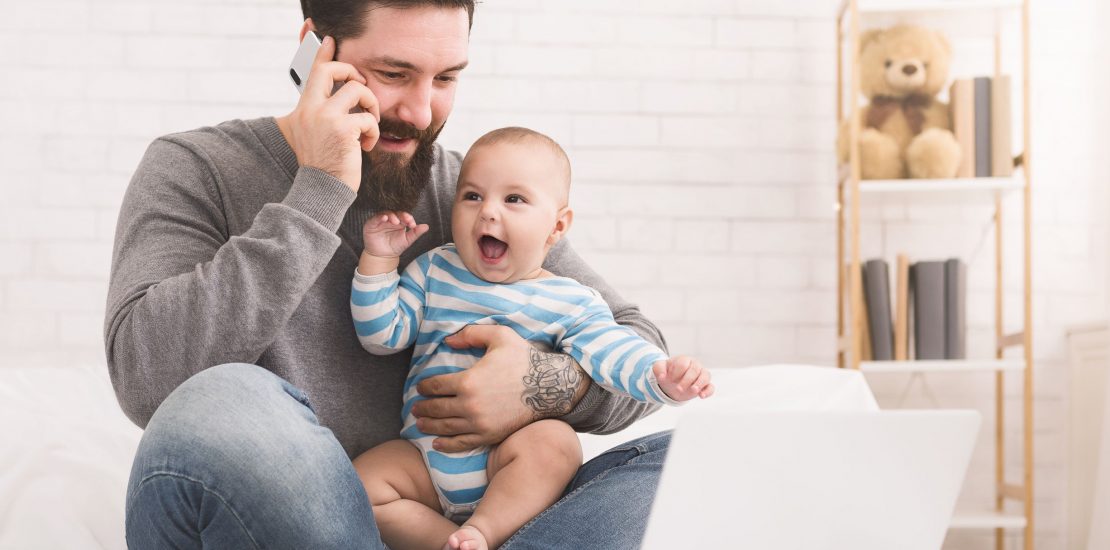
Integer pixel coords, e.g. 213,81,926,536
466,127,572,191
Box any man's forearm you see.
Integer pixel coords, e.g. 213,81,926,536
521,347,590,420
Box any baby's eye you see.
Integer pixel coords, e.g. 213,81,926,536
463,191,481,201
505,194,527,204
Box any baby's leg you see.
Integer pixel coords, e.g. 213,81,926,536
353,439,457,550
449,420,583,550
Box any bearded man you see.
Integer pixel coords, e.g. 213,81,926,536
106,1,672,548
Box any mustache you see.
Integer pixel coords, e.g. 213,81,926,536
377,118,432,142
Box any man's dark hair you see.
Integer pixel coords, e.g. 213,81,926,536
300,1,475,43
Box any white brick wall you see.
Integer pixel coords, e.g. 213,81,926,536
0,1,1105,548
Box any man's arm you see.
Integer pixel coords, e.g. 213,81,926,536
104,137,354,428
541,239,668,434
108,39,382,428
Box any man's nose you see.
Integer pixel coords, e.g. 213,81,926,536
395,81,433,131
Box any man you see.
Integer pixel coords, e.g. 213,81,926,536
106,1,671,547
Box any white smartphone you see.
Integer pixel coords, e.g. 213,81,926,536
289,31,322,94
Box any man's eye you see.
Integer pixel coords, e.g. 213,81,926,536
463,192,481,201
436,74,458,83
505,194,526,204
380,71,404,80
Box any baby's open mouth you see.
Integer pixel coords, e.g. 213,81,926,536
479,235,508,261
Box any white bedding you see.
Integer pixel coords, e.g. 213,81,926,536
0,366,141,550
0,364,875,549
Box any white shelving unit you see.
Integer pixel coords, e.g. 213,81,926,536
835,0,1034,547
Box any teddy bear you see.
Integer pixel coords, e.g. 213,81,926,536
838,24,961,180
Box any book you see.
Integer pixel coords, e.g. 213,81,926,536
949,79,976,178
894,254,910,361
858,263,872,362
991,75,1013,177
973,77,992,177
862,259,894,361
944,259,967,359
911,261,946,360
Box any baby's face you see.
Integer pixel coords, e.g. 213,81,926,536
452,141,570,284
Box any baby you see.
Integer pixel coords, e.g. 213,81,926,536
350,127,714,550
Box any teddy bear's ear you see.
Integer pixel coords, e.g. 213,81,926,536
933,30,952,56
859,29,883,54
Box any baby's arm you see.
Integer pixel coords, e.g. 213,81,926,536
351,211,431,355
561,298,710,404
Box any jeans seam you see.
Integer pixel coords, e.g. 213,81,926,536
128,470,262,550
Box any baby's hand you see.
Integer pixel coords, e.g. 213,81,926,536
362,211,429,259
653,356,714,402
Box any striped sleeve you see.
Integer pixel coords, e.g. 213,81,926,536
559,296,678,406
350,254,430,355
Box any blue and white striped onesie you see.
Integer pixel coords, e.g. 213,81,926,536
350,244,675,521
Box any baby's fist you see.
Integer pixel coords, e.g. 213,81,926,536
653,356,714,402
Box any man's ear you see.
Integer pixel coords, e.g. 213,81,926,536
546,207,574,247
299,18,316,42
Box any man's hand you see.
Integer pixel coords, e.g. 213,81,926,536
282,35,381,192
411,325,589,453
653,356,714,402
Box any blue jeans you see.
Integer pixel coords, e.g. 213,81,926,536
126,363,671,549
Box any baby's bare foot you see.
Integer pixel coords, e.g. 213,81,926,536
444,524,488,550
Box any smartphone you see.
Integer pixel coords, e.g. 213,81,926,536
289,31,323,94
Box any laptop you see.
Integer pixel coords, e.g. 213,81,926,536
641,410,980,550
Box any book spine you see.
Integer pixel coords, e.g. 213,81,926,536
991,75,1014,177
949,79,975,178
864,259,894,361
912,261,947,360
895,254,910,361
944,259,967,359
974,76,992,177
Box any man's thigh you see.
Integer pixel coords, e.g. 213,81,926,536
499,430,672,550
125,363,384,549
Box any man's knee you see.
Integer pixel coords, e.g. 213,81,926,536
128,363,377,547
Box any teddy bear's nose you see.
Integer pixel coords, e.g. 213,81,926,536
902,64,918,76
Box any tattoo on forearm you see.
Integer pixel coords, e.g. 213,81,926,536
522,348,583,420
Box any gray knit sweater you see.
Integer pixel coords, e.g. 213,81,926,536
104,117,665,457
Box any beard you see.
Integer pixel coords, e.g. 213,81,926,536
355,117,444,213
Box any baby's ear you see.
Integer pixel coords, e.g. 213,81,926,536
547,207,574,247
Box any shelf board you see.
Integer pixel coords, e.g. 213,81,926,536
847,0,1023,16
858,174,1023,194
860,359,1025,373
949,509,1027,530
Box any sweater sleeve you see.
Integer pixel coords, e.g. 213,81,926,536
351,253,431,355
103,137,355,428
541,239,671,434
